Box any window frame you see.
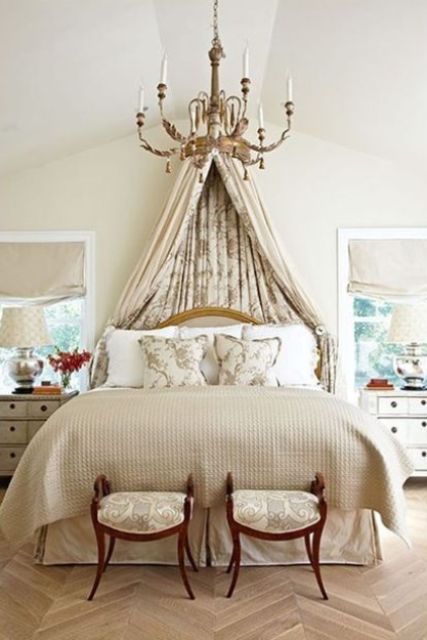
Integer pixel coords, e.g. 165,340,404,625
0,230,95,351
338,227,427,401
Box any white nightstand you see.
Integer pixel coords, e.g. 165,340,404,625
360,388,427,477
0,390,78,477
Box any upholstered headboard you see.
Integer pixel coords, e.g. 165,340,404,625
157,306,322,379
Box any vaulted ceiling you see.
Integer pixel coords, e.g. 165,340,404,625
1,0,426,176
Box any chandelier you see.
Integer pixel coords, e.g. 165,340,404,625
135,0,294,180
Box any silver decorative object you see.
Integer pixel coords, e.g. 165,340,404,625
393,348,427,390
0,306,53,392
7,347,44,390
388,303,427,390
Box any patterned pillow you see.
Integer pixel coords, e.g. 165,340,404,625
139,335,209,388
214,334,281,386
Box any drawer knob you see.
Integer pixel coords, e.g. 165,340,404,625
9,403,15,410
391,426,398,434
422,422,427,427
10,452,15,458
9,426,15,432
41,405,48,412
422,400,426,406
422,451,427,458
391,401,398,408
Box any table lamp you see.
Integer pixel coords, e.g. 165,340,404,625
387,303,427,390
0,306,53,393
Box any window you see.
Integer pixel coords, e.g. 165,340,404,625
353,297,400,388
0,231,95,389
338,228,427,401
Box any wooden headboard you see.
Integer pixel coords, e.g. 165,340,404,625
157,306,260,328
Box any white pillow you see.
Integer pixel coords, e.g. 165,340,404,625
105,327,177,388
242,324,319,387
179,324,244,384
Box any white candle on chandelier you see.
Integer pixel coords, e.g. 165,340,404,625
258,102,264,129
160,52,168,85
138,86,145,113
243,45,249,78
287,74,293,103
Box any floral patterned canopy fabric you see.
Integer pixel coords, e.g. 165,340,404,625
90,154,336,391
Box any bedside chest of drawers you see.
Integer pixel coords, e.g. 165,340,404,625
0,390,78,477
360,389,427,477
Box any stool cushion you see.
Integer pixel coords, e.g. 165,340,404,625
98,491,187,534
233,490,320,533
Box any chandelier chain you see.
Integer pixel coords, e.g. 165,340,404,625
212,0,220,45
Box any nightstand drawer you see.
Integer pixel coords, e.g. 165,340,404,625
28,421,45,440
378,418,407,443
0,421,28,444
408,397,427,415
0,445,25,472
0,400,27,418
407,448,427,471
404,419,427,445
28,401,60,419
378,397,408,415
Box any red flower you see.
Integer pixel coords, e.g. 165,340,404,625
48,348,92,374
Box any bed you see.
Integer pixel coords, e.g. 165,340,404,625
0,308,413,567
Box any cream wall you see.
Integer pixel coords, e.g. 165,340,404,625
0,121,426,339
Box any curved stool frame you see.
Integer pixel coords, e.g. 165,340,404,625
87,474,198,601
225,472,328,600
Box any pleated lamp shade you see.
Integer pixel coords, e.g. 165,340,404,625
0,307,53,348
388,303,427,344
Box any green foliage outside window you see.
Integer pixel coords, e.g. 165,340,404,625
353,297,400,388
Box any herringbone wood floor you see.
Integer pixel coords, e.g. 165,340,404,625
0,479,426,640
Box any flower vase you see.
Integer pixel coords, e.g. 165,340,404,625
60,372,72,390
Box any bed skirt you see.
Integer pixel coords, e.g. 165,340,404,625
35,506,382,566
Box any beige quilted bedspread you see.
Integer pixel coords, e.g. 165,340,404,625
0,387,413,544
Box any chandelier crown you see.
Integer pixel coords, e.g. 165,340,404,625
135,0,294,180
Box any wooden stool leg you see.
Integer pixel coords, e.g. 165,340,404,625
226,544,236,574
185,534,198,572
311,527,328,600
178,530,195,600
226,534,241,598
87,527,106,601
304,533,313,565
103,536,116,572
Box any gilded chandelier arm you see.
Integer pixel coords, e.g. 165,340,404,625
137,128,179,158
136,114,179,172
244,101,295,154
162,118,186,142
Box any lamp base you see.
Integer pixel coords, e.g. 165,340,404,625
393,351,427,391
400,385,427,391
7,347,43,392
12,387,35,395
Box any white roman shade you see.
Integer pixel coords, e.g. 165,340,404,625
0,242,86,304
348,239,427,301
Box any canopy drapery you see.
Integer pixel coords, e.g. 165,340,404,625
348,238,427,302
0,242,86,304
91,154,336,391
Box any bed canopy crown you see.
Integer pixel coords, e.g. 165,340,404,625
90,154,336,392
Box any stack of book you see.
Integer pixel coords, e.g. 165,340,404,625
32,385,62,396
365,378,394,390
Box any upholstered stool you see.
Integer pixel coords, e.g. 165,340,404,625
87,475,197,601
225,473,328,599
